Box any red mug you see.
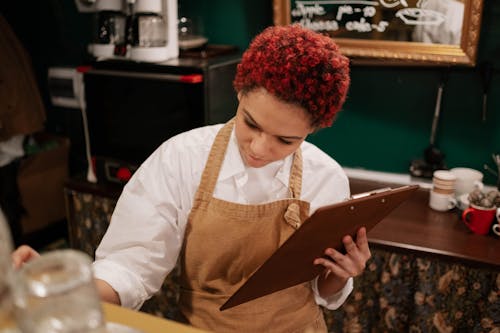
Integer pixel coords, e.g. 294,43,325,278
462,204,497,235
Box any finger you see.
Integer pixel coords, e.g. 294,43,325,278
340,228,371,274
356,227,371,259
342,234,358,255
335,236,368,275
12,246,37,268
313,257,351,280
11,245,39,269
322,248,358,276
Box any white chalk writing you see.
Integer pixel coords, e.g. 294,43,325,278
295,0,378,5
363,6,376,17
299,18,340,31
345,17,389,32
396,8,445,26
336,5,376,20
292,3,326,18
379,0,408,8
291,0,446,34
336,5,353,20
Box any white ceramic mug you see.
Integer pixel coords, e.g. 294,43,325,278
450,167,484,197
429,190,457,212
492,208,500,236
456,193,470,210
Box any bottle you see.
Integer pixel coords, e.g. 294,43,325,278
0,209,19,333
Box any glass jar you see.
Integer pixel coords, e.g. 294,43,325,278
13,250,105,333
129,12,167,48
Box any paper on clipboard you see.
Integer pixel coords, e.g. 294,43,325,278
220,184,419,311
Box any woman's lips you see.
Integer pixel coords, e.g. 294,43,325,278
246,152,265,165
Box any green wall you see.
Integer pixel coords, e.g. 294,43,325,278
179,0,272,50
181,0,500,186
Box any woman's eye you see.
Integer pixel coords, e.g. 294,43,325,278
245,120,258,129
279,138,293,145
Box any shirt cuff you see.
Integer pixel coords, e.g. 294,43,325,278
92,259,148,310
311,276,353,310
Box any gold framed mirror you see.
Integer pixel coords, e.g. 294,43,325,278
273,0,484,66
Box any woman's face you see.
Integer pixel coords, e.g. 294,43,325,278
234,88,313,168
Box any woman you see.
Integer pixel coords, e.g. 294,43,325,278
13,25,371,332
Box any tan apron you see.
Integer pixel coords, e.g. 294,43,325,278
179,119,327,333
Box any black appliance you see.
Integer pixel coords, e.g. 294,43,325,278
81,53,240,184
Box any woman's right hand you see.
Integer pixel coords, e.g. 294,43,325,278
12,245,40,269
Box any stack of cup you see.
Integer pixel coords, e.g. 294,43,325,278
429,170,457,211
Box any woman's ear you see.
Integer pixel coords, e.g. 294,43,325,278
237,91,243,101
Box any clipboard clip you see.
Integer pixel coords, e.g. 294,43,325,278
349,187,392,200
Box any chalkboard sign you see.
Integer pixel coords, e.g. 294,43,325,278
273,0,484,66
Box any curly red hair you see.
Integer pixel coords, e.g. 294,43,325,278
234,25,350,128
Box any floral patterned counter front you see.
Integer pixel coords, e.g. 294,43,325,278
327,248,499,333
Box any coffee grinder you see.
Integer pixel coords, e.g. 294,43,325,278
91,0,127,58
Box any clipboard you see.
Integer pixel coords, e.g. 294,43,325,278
220,184,419,311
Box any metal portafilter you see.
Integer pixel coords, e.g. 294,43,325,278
409,70,449,178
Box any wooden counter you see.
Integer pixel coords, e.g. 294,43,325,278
65,176,500,268
103,302,210,333
350,178,500,268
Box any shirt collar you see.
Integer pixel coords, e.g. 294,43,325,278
218,128,293,187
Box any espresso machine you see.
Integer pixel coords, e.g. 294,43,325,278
75,0,178,62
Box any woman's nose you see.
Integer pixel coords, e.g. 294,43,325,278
250,133,270,157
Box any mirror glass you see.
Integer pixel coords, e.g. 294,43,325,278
273,0,484,66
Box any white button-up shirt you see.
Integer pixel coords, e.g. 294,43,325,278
93,124,353,310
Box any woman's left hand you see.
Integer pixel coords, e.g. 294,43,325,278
313,227,371,297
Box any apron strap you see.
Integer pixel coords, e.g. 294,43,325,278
288,148,303,199
195,118,235,199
